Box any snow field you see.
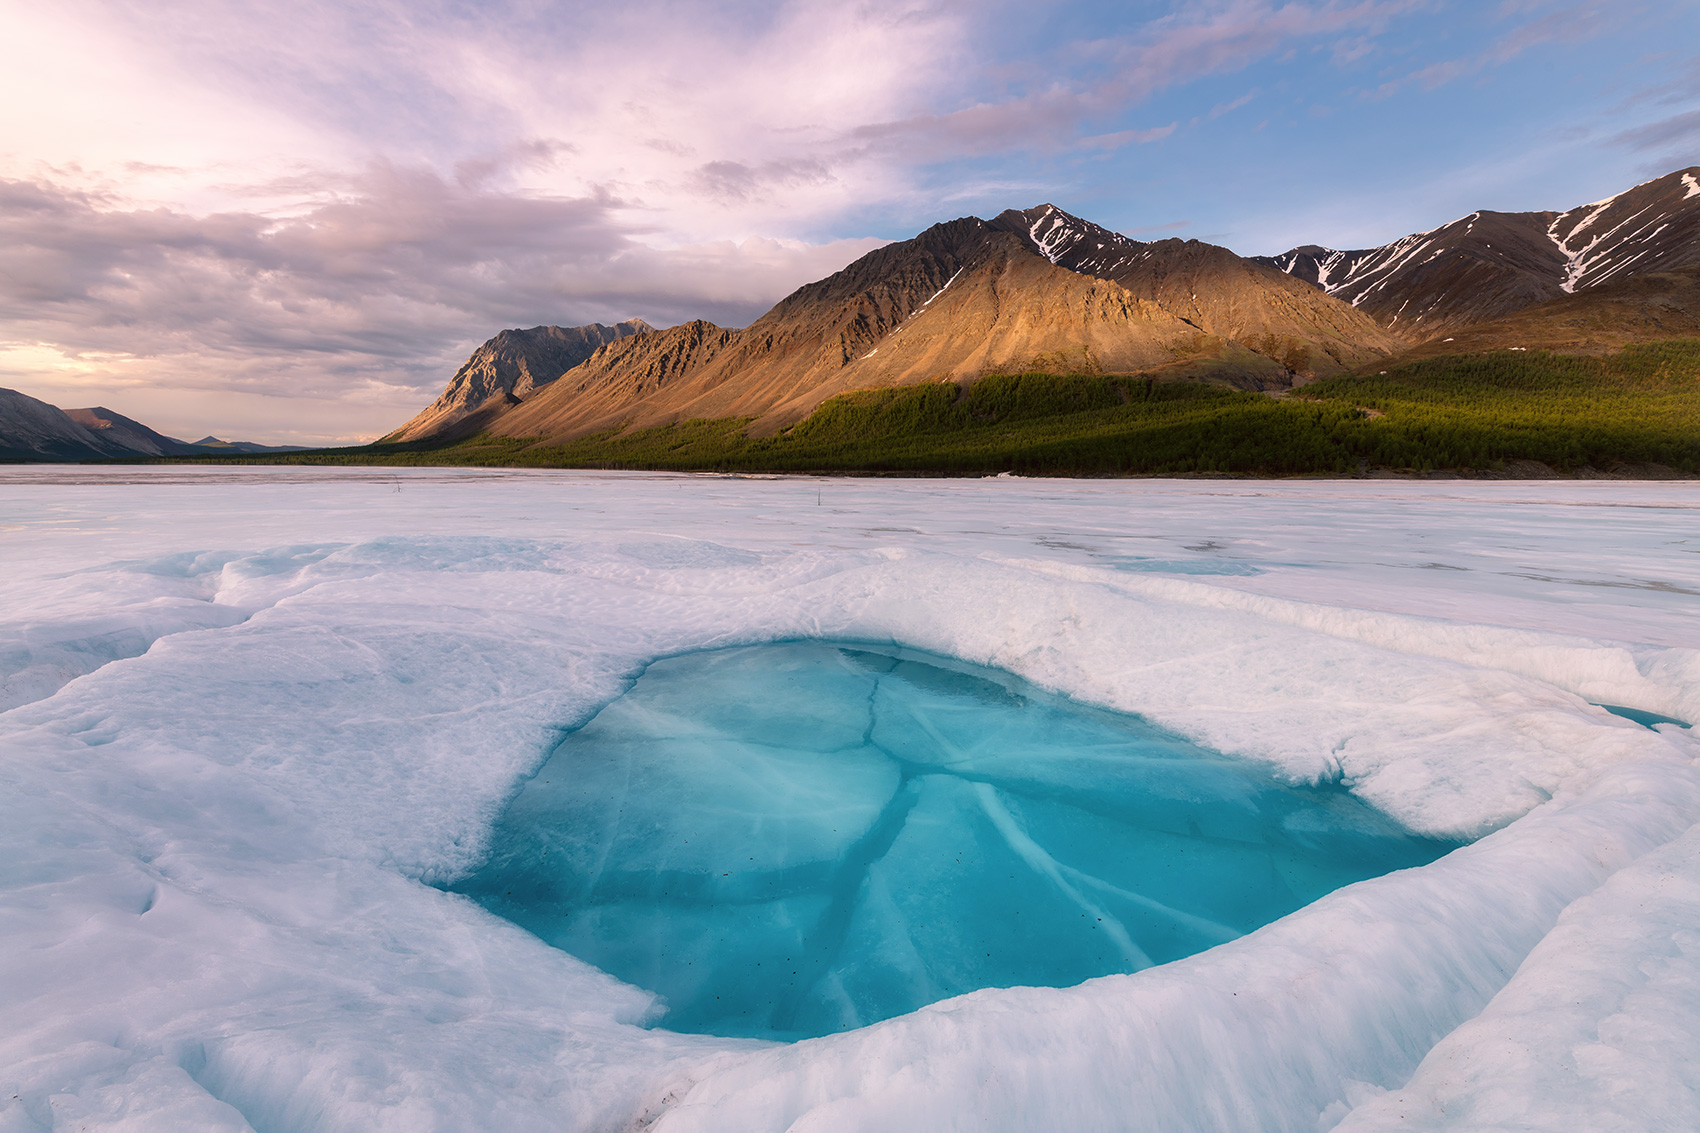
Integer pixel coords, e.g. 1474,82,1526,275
1,469,1696,1131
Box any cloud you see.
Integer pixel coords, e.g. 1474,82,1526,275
0,0,964,440
1207,90,1260,120
1370,0,1633,98
1609,107,1700,175
846,1,1430,159
0,0,970,233
1075,124,1179,151
0,167,886,442
688,158,838,204
1484,0,1627,64
1613,108,1700,151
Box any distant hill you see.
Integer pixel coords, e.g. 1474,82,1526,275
0,390,306,461
0,389,132,461
1258,167,1700,339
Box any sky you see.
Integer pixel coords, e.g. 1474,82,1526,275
1,0,1697,445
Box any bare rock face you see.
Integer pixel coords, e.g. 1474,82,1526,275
995,205,1401,371
384,320,653,442
1261,167,1700,340
494,320,738,440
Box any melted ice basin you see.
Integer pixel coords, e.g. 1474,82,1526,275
452,643,1454,1040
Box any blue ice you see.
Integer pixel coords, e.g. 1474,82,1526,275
452,643,1455,1041
1596,702,1692,730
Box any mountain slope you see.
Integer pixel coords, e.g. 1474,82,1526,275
0,388,133,460
64,406,201,456
1382,265,1700,361
386,320,653,442
993,205,1401,369
1261,167,1700,339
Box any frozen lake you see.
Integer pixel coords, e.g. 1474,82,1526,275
1,467,1697,1131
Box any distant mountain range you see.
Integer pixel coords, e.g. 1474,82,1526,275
393,166,1700,449
0,390,306,462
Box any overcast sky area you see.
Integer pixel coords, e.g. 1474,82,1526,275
2,0,1698,444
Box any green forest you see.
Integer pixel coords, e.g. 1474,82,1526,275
178,340,1700,477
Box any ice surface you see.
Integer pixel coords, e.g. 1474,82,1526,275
1333,820,1700,1131
453,642,1452,1039
1,468,1698,1131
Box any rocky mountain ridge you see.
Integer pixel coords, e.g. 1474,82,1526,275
1259,167,1700,337
386,320,653,442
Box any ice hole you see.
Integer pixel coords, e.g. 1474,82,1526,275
451,642,1457,1041
1596,702,1691,730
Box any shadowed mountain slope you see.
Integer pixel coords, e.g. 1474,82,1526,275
0,388,125,460
2,392,304,461
1261,168,1700,340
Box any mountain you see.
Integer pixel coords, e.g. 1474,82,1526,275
1260,168,1700,339
0,388,129,460
991,205,1400,370
0,390,302,461
414,209,1394,446
386,320,654,442
64,406,205,456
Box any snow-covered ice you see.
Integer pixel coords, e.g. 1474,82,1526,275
1,467,1697,1131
